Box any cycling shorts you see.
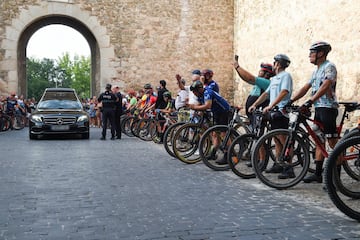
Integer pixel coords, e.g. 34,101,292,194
213,111,229,125
270,111,289,130
314,107,338,138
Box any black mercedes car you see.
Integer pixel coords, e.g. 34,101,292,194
29,88,89,139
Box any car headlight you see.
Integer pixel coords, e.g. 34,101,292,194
77,115,89,122
30,115,43,122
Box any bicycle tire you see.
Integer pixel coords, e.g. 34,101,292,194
122,116,135,137
199,125,240,171
172,123,205,164
324,136,360,221
252,129,310,189
227,133,260,179
137,118,154,141
338,128,360,180
163,121,185,158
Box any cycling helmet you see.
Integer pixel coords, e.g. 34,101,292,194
163,91,172,98
309,41,332,54
201,69,214,77
190,80,204,91
260,63,275,76
144,83,152,89
274,54,291,68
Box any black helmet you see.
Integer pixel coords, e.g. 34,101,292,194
274,54,291,68
105,83,112,90
163,91,172,98
144,83,152,89
309,41,332,54
190,80,204,91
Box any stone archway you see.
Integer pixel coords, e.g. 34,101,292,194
18,16,99,97
1,2,117,98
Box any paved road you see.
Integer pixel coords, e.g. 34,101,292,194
0,127,359,240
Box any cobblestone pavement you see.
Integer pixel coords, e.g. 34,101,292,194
0,128,359,240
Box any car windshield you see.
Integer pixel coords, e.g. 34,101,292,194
37,91,82,110
37,99,82,109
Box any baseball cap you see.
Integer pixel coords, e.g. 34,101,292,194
191,69,201,75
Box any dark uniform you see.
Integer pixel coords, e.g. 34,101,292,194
98,84,117,140
114,91,123,139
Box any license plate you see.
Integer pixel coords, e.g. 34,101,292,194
51,125,70,131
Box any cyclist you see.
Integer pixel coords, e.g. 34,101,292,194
233,60,274,122
201,69,219,93
248,54,293,178
289,41,338,184
233,60,274,167
189,80,231,165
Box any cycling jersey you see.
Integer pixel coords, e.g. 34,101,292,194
265,71,293,110
205,80,219,93
199,88,230,114
309,60,338,109
249,77,270,97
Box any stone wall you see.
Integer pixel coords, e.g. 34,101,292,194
1,0,360,124
233,0,360,125
0,0,234,100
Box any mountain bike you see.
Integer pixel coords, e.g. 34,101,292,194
172,111,212,164
251,102,359,190
199,107,250,171
324,135,360,221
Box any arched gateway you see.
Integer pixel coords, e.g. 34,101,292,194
2,2,116,97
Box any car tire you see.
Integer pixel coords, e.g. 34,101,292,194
82,132,89,139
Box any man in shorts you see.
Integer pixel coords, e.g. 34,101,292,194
290,41,338,183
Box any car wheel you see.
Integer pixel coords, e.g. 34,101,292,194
82,132,89,139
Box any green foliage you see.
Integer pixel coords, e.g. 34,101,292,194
26,53,90,100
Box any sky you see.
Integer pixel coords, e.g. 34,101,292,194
27,24,90,60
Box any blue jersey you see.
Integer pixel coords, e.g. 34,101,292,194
308,60,338,109
265,71,293,110
206,80,219,93
199,88,230,114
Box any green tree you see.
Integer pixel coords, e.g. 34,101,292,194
27,57,58,100
26,53,91,100
69,55,91,99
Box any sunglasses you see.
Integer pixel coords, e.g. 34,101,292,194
310,50,317,54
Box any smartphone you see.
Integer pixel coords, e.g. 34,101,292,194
235,55,239,61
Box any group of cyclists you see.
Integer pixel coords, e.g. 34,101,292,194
129,40,357,221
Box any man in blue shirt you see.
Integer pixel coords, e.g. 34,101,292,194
189,80,231,165
248,54,294,178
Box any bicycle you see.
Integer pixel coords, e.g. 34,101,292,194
251,102,359,190
227,108,272,178
324,134,360,221
199,107,250,171
172,110,213,164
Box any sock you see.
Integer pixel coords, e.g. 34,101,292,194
315,160,324,176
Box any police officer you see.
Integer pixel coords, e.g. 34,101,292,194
98,83,117,140
112,85,123,139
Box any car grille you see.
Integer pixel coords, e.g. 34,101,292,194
43,116,76,125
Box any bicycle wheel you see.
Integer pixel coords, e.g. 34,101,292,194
172,123,205,164
339,128,360,180
199,125,240,171
325,136,360,221
163,121,185,158
252,129,310,189
122,116,135,137
227,133,261,179
137,118,154,141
